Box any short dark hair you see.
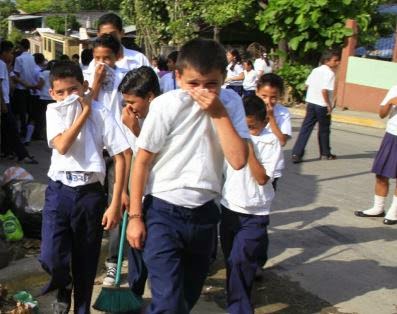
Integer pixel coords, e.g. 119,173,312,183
118,66,160,98
81,48,93,66
19,38,30,50
59,54,70,61
243,59,253,68
243,95,267,121
256,73,284,95
33,53,45,65
167,51,178,63
97,13,123,32
94,34,121,56
176,38,227,75
0,41,13,54
49,61,84,88
320,49,340,64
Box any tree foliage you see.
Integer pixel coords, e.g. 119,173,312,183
0,0,18,38
45,15,80,34
16,0,119,13
257,0,393,63
16,0,53,13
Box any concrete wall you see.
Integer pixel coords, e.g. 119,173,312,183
341,57,397,112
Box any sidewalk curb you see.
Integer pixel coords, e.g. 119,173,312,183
289,107,386,129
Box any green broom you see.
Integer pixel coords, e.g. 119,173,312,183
93,210,143,312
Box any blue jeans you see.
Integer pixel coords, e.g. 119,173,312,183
220,206,269,314
143,195,220,314
292,103,332,157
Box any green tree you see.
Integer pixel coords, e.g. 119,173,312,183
7,28,23,44
45,14,80,34
0,0,18,38
16,0,53,13
257,0,393,64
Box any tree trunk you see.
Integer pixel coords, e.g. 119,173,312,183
278,39,288,67
213,26,220,42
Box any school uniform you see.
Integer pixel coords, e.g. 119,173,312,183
12,51,37,135
254,58,273,74
225,62,244,96
242,69,257,97
39,97,129,314
159,71,178,93
292,64,335,158
372,86,397,178
220,129,281,314
137,88,250,313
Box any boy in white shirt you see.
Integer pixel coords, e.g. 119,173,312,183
39,61,129,313
159,51,179,93
220,95,281,314
126,38,250,313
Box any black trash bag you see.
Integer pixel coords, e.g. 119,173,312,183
3,180,46,239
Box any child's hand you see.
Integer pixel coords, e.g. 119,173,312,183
121,191,129,213
265,102,274,117
127,217,146,250
78,91,92,113
189,88,226,117
122,105,140,136
94,63,107,85
102,206,121,230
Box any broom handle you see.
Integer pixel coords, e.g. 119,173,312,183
115,210,128,287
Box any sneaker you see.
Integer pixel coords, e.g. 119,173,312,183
291,154,302,164
52,287,71,314
103,262,117,286
319,154,337,160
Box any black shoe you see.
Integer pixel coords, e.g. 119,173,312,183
383,218,397,225
319,154,337,160
354,210,384,218
291,154,302,164
52,288,72,314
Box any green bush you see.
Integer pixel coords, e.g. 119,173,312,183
276,63,312,103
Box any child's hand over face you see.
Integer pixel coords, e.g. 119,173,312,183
94,63,107,85
122,105,141,137
265,102,274,118
102,205,121,230
78,91,92,114
189,88,226,117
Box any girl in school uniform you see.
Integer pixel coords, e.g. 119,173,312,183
225,49,244,96
355,86,397,225
242,60,257,97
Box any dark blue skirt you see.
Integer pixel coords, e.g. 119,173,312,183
371,132,397,178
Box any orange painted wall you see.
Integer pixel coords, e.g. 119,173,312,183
342,83,387,113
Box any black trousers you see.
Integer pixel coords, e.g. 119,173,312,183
1,110,29,160
292,103,332,157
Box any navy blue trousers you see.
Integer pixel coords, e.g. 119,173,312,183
292,103,332,157
39,180,106,314
220,206,269,314
142,195,220,314
226,85,243,96
127,246,148,297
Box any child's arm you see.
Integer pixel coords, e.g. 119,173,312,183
102,152,125,230
189,88,248,170
379,96,397,118
51,95,92,155
122,106,141,137
266,103,288,146
126,149,155,250
121,148,133,212
321,89,333,114
247,141,269,185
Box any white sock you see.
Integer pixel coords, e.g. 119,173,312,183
385,195,397,220
24,124,34,143
363,195,385,215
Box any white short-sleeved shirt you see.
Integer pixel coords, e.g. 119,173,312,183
160,72,178,93
39,70,52,101
0,60,10,104
254,58,273,75
13,51,37,90
305,64,335,107
265,103,291,177
221,129,281,215
226,62,244,86
380,85,397,136
243,70,257,91
136,88,250,207
46,100,129,186
87,65,128,131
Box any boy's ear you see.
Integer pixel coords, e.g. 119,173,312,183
49,88,55,99
175,69,182,81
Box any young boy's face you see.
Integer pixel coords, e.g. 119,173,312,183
94,46,117,68
176,66,225,94
122,93,152,119
98,23,123,42
0,50,13,64
256,85,279,108
167,58,176,71
325,56,340,69
246,115,265,136
50,77,86,101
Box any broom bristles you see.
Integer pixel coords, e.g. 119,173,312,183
93,287,143,312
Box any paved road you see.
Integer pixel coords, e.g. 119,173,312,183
1,115,396,314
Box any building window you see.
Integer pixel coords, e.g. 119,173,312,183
55,41,63,58
48,39,51,53
44,38,46,50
